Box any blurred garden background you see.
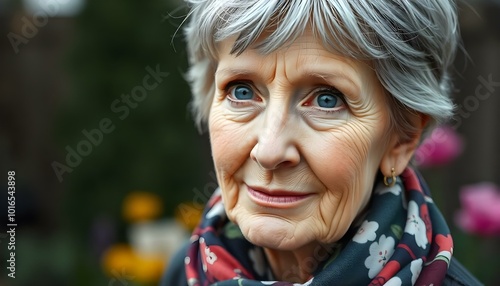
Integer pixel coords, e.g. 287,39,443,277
0,0,499,285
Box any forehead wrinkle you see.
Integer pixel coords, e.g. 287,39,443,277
288,47,362,85
215,68,257,79
217,37,279,84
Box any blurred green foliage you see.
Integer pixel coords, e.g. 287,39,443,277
54,0,211,284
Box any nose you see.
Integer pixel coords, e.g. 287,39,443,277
250,108,300,170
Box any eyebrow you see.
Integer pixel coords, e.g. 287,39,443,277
294,70,360,96
215,68,355,83
215,68,259,79
215,67,360,96
304,71,354,83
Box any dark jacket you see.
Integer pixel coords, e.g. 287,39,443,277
161,242,483,286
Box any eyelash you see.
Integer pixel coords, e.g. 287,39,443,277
222,82,347,114
304,86,347,114
224,81,260,106
226,97,248,107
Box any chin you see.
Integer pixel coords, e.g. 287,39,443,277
231,210,313,251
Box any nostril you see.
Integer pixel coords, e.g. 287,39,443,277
276,160,295,169
250,143,259,162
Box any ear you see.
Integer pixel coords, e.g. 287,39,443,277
380,113,429,177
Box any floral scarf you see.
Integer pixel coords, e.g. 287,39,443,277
185,168,453,285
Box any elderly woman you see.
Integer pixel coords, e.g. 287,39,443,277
164,0,482,285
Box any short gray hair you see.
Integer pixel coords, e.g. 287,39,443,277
182,0,460,138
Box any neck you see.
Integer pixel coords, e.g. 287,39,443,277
263,242,338,283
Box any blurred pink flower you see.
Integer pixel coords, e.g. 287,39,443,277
455,183,500,236
414,125,464,167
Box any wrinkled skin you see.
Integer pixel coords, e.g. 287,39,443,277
208,30,422,282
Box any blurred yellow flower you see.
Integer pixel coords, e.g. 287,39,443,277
175,201,204,230
134,254,166,283
102,244,136,277
122,191,163,222
102,244,166,283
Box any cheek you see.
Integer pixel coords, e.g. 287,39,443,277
309,129,372,181
308,127,385,215
313,148,367,220
209,111,254,174
209,108,257,212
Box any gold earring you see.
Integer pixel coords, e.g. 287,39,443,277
383,167,396,187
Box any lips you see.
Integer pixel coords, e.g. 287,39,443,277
246,185,312,208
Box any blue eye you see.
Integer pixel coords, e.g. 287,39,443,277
316,93,339,108
232,85,254,100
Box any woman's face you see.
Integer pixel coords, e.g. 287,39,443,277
209,31,398,251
